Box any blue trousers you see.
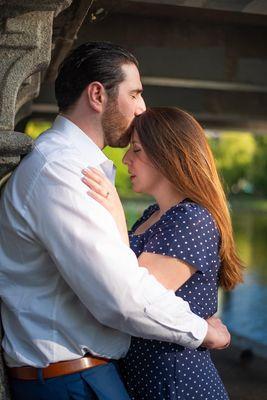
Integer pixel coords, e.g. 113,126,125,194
9,361,131,400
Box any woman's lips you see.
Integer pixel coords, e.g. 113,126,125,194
129,172,136,180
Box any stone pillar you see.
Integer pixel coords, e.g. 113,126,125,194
0,0,72,179
0,2,72,397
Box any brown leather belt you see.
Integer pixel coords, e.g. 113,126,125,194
8,355,109,380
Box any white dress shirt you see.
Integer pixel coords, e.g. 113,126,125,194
0,116,207,367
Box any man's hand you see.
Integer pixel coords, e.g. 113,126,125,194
202,316,231,349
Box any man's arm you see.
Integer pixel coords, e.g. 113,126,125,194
27,159,228,349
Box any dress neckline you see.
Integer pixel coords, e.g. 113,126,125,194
130,198,191,237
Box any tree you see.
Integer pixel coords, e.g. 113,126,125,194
209,132,256,194
250,136,267,196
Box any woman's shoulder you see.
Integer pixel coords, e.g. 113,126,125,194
164,199,219,234
167,199,212,218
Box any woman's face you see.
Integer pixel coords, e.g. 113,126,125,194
123,130,164,195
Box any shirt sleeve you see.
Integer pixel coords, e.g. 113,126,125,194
26,158,207,349
143,203,220,274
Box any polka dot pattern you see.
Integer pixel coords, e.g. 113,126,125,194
120,200,229,399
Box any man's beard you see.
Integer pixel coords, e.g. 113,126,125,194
101,97,132,148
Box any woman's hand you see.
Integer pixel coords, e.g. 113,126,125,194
82,168,129,246
203,316,231,349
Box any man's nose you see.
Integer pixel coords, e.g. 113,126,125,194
135,96,146,116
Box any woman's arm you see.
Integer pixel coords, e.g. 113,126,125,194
138,252,197,291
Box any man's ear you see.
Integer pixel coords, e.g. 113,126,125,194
86,82,107,113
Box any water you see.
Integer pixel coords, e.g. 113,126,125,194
219,210,267,353
124,200,267,352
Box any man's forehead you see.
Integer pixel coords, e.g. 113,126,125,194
120,63,142,89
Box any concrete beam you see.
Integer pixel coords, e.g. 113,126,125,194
32,83,267,133
78,11,267,88
124,1,267,16
89,0,267,26
143,86,267,132
142,77,267,93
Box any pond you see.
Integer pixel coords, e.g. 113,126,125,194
219,209,267,355
123,200,267,354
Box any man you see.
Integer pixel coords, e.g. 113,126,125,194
0,42,230,400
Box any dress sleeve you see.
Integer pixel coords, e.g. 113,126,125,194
143,203,220,274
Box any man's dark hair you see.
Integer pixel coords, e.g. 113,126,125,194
55,41,139,112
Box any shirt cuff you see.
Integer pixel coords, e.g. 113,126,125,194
144,292,208,349
186,316,208,349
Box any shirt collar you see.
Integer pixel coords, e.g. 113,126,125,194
52,115,116,183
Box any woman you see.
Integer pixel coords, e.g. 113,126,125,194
82,107,243,400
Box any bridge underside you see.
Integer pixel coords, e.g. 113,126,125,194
33,0,267,133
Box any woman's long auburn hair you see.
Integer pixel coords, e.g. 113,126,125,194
130,107,244,290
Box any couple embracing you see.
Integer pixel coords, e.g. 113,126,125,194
0,42,243,400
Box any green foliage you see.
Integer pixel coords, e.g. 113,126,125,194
25,120,52,139
103,146,133,197
209,132,256,194
250,136,267,196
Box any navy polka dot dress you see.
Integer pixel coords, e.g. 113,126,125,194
120,200,229,400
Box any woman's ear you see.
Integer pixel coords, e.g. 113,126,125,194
86,81,107,113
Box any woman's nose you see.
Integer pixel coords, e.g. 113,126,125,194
123,150,131,165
